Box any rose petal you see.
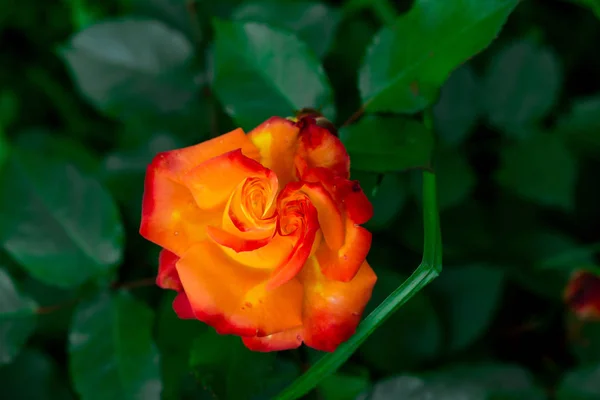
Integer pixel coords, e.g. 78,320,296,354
300,257,377,352
315,219,372,282
564,270,600,321
140,163,221,255
153,128,260,182
176,241,304,336
241,327,304,352
207,225,273,252
173,292,196,319
156,249,182,291
182,149,272,210
247,117,300,186
296,118,350,179
297,181,345,251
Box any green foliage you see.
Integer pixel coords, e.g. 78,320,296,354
482,38,562,138
0,268,37,365
0,150,124,288
359,0,519,113
69,291,162,400
339,116,434,172
496,132,577,211
2,0,600,399
212,19,335,130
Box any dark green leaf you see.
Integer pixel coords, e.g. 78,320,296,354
0,348,73,400
424,363,545,399
0,268,37,365
436,148,476,210
557,95,600,156
359,0,519,113
360,363,544,400
352,170,408,231
496,133,577,211
212,19,335,129
14,128,101,174
232,1,340,58
570,321,600,365
0,90,18,128
359,269,442,373
69,291,162,400
318,372,370,400
574,0,600,19
483,38,562,138
190,329,299,400
132,0,197,39
358,375,486,400
557,363,600,400
156,292,206,400
0,127,8,170
0,151,124,288
60,18,199,118
431,265,504,352
433,64,480,146
339,116,434,172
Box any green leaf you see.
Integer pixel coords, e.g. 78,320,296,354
60,18,199,119
496,132,577,211
190,329,298,399
0,127,8,171
0,151,124,288
435,149,476,210
14,128,101,174
424,363,545,399
0,90,19,129
431,265,504,352
359,269,442,373
574,0,600,19
482,38,562,138
212,19,335,130
69,291,162,400
132,0,197,40
359,0,519,113
0,348,73,400
318,371,371,400
360,363,544,400
433,64,480,146
570,322,600,365
557,95,600,156
232,1,340,58
351,171,408,231
156,292,206,400
0,268,37,365
339,116,434,172
557,363,600,400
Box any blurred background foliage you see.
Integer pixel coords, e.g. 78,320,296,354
1,0,600,399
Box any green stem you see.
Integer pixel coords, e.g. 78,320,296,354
275,168,442,400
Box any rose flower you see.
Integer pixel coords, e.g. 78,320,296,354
564,269,600,321
140,115,377,352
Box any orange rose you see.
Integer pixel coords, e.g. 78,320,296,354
564,269,600,321
140,116,376,352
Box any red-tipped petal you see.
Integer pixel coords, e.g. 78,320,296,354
173,292,196,319
242,327,304,352
300,258,377,352
156,249,182,291
139,163,221,256
296,118,350,179
315,220,372,282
